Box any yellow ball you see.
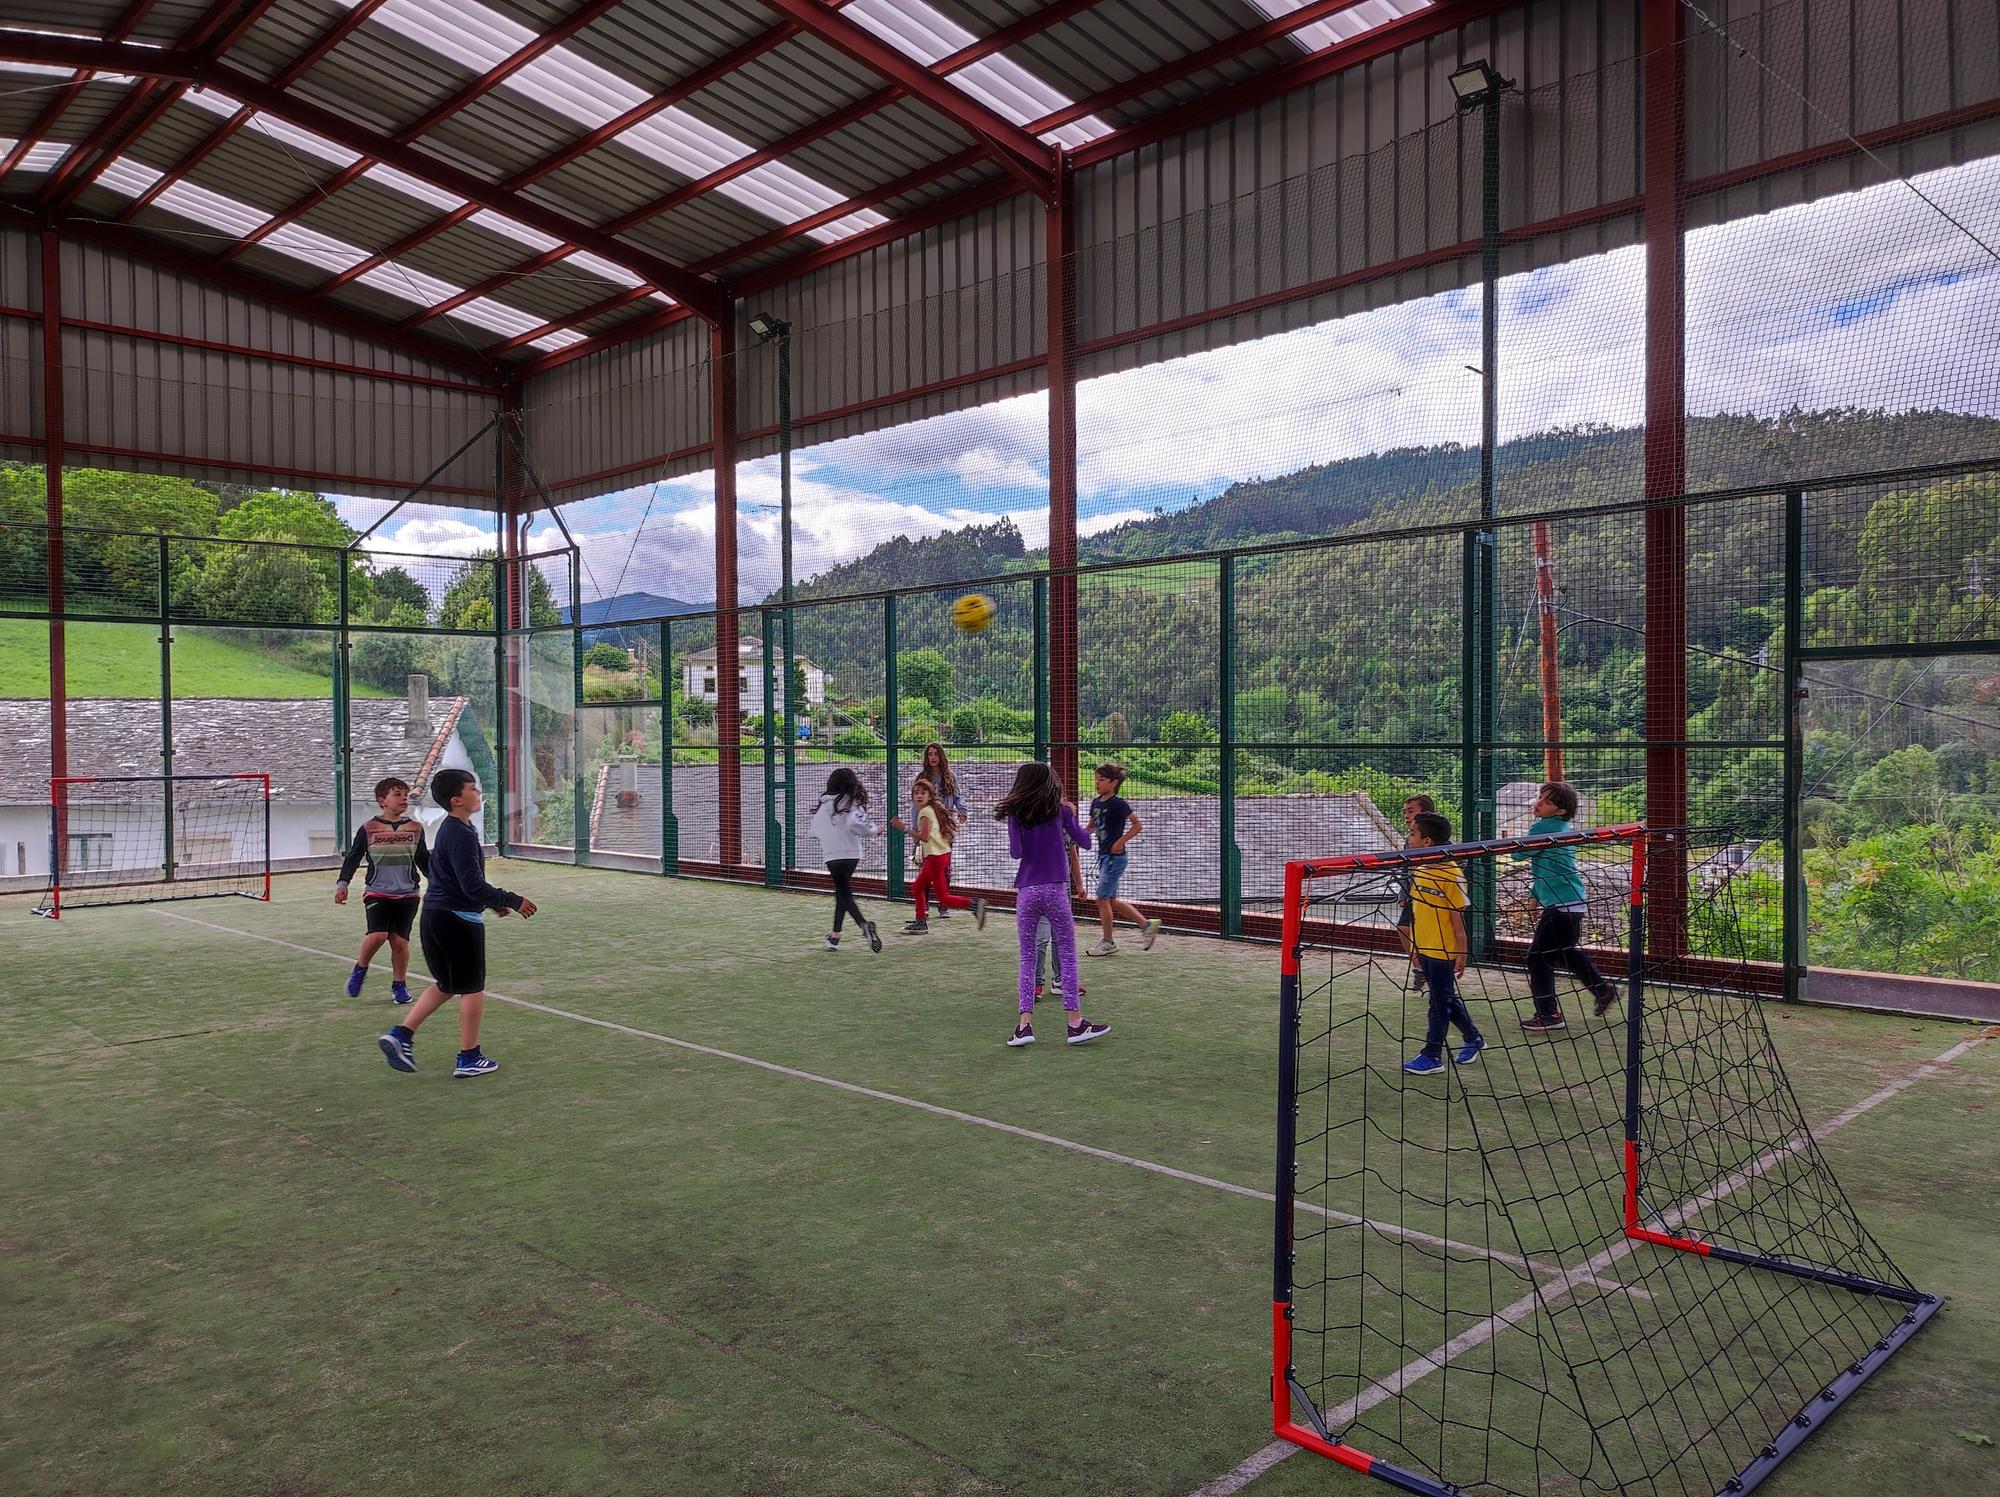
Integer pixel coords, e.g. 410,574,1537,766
951,593,997,634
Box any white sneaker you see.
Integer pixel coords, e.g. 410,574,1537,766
822,934,841,950
1086,939,1118,957
1140,919,1161,950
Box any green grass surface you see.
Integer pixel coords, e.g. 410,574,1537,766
0,618,391,698
2,866,1995,1496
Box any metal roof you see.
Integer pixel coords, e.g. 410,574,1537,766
0,0,1447,380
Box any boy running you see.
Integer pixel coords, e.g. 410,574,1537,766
1085,762,1160,956
335,776,430,1004
1512,780,1618,1031
377,769,535,1079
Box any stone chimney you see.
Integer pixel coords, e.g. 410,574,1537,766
405,674,431,740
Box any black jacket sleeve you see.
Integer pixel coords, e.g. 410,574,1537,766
337,825,370,887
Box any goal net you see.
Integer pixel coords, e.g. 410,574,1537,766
1273,825,1938,1497
37,774,271,918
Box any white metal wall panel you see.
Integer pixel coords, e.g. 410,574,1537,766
522,318,711,504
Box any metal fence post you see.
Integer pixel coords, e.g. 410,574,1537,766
762,609,780,886
1032,574,1049,762
1219,555,1240,936
494,552,509,855
1782,486,1806,1001
159,534,176,883
885,594,904,899
661,616,679,876
572,620,589,867
332,546,349,860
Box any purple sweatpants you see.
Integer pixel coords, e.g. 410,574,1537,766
1017,883,1078,1012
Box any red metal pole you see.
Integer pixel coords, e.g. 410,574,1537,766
1533,518,1564,782
1643,0,1688,957
1046,164,1079,801
712,320,743,866
41,227,68,876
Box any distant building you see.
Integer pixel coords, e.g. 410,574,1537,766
0,677,472,887
681,639,827,713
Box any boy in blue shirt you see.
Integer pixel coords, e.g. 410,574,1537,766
377,769,536,1079
1512,781,1618,1032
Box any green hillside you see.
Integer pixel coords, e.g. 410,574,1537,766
0,619,391,699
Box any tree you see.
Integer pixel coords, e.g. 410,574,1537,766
1,465,222,613
371,566,430,620
896,648,953,716
585,641,632,671
197,488,368,627
439,554,560,630
1159,708,1217,766
350,602,429,690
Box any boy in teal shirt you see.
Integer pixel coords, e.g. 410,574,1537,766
1513,781,1618,1032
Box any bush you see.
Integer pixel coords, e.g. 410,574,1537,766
584,641,631,671
835,726,882,752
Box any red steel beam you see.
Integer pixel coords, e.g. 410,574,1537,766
396,236,567,328
0,34,727,323
486,285,656,355
731,174,1020,293
215,155,372,264
757,0,1057,200
0,0,161,179
39,0,284,214
47,211,503,381
116,0,396,223
502,302,698,379
711,320,743,865
314,203,480,301
1046,164,1079,797
43,227,68,820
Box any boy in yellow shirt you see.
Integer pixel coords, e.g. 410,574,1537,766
1401,811,1485,1075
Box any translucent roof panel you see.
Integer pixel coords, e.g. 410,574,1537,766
841,0,1112,149
0,138,72,171
341,0,888,242
90,153,617,351
1243,0,1431,53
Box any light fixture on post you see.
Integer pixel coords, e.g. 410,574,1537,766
750,310,797,871
1449,57,1512,111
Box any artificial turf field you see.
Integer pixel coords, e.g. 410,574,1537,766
3,862,1995,1497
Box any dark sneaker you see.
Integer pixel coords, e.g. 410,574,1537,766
1520,1013,1568,1033
865,920,883,953
901,918,930,934
1455,1038,1485,1066
1065,1019,1111,1045
377,1028,415,1073
1402,1053,1445,1075
971,898,988,931
1592,985,1620,1017
453,1051,499,1078
936,907,952,919
346,965,367,998
391,982,413,1005
1007,1023,1036,1047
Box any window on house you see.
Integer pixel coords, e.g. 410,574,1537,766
703,674,715,693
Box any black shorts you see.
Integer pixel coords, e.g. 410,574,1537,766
364,898,418,939
419,909,487,995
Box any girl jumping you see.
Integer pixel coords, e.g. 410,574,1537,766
891,778,987,934
993,761,1109,1048
807,767,883,952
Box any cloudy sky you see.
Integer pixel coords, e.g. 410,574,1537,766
344,151,2000,609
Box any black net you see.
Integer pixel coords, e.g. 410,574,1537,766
39,773,269,915
1278,829,1932,1495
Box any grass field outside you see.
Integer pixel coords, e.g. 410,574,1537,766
0,618,392,699
2,864,1995,1496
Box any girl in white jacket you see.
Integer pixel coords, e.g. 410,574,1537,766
807,767,883,951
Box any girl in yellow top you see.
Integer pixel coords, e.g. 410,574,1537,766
891,779,987,934
1401,811,1485,1075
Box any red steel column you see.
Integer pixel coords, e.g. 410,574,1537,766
713,319,743,865
1643,0,1688,955
42,227,67,854
1046,163,1080,799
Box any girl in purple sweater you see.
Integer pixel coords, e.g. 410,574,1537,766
993,761,1110,1048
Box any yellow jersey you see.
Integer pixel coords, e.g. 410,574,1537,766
1408,863,1468,959
916,804,951,859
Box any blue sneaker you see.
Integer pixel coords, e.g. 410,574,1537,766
378,1028,415,1073
391,982,413,1005
1455,1038,1486,1066
345,965,367,998
453,1050,500,1079
1402,1054,1445,1075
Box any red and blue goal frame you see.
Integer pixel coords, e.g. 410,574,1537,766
1271,823,1941,1497
41,772,273,919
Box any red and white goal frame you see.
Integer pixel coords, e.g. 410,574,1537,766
38,772,272,919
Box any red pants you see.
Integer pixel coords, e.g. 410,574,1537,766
911,853,971,919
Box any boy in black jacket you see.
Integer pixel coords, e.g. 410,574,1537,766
335,776,429,1004
378,769,536,1079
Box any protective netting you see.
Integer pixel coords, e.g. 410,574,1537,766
1277,829,1935,1496
38,773,269,915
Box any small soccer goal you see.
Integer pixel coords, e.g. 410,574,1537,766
1272,825,1938,1497
35,773,271,919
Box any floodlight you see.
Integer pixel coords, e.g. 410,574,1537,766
1449,59,1511,110
748,311,791,342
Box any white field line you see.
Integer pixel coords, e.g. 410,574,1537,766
1187,1024,1994,1497
148,909,1624,1290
